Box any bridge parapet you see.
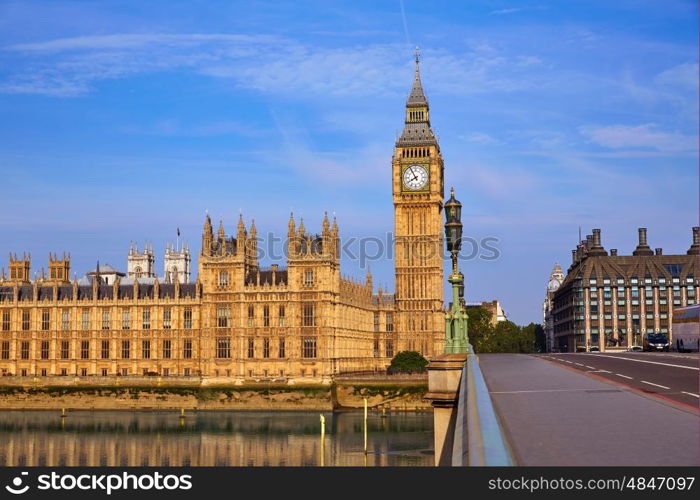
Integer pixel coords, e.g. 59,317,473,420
425,344,514,466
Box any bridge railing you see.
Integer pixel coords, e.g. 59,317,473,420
452,345,514,466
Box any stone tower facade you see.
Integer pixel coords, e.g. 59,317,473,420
48,253,70,284
7,253,31,283
127,243,155,279
392,52,445,356
164,243,191,284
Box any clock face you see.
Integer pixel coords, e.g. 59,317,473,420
402,165,429,190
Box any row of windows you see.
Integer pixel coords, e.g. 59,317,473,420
215,337,315,359
589,313,672,320
0,308,193,332
1,337,321,360
590,298,683,308
216,304,314,328
1,340,193,360
219,270,315,287
588,277,694,285
9,367,196,377
590,287,692,298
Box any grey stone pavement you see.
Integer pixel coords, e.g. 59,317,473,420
478,354,700,466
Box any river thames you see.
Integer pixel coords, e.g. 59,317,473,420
0,410,433,466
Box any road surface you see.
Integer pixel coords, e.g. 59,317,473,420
541,352,698,407
478,353,699,466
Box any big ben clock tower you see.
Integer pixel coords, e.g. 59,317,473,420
393,50,445,357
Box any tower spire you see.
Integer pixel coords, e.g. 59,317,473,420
397,48,436,146
407,46,428,107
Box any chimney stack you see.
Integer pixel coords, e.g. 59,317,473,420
655,248,662,255
588,228,607,256
688,227,700,255
633,227,654,256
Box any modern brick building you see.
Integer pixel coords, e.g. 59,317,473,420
552,227,699,352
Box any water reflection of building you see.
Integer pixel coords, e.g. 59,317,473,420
0,411,433,466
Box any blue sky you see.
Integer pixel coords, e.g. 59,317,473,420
0,0,697,325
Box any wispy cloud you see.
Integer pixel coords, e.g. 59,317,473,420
579,123,698,152
461,132,499,145
490,8,526,16
0,33,550,98
654,62,699,89
120,119,268,138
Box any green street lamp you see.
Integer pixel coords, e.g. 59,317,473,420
444,187,468,354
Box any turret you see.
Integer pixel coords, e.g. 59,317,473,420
202,214,213,256
7,252,31,283
322,212,331,256
247,218,258,267
287,213,297,258
217,218,225,245
48,252,70,284
236,214,247,257
331,214,339,260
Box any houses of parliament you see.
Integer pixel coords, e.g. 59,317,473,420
0,56,448,382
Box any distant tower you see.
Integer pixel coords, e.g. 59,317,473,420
127,243,155,279
543,263,565,352
164,243,191,284
48,252,70,284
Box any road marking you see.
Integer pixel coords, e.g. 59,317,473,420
586,354,699,371
616,374,633,379
573,363,583,366
682,392,699,398
491,389,606,394
585,365,595,369
641,380,670,390
591,370,611,373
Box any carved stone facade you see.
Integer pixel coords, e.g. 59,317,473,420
0,56,449,382
392,53,445,357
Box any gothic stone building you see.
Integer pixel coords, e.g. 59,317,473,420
552,227,699,352
0,56,447,382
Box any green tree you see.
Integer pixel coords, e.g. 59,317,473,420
523,323,546,353
388,351,429,374
474,320,541,354
465,306,494,353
